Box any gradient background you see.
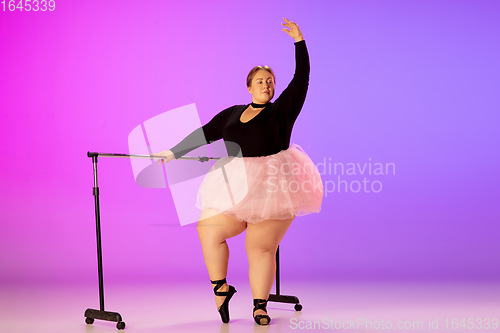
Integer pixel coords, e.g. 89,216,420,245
1,0,499,289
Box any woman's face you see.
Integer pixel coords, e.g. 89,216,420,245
247,70,275,104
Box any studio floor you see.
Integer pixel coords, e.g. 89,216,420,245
1,280,498,333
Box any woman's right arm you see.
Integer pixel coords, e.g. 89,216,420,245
152,106,233,163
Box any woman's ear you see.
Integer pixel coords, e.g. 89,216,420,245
247,86,252,93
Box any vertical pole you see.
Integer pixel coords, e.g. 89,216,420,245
275,245,280,296
221,165,236,206
92,155,105,312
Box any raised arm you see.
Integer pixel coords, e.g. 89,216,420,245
275,19,310,122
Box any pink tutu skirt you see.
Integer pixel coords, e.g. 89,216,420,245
196,143,323,223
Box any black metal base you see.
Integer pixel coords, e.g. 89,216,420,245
268,294,303,311
84,308,126,330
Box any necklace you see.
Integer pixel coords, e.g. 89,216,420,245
251,102,268,109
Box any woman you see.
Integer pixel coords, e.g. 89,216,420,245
153,18,323,325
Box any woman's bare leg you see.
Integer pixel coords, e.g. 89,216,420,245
197,209,247,309
245,217,294,316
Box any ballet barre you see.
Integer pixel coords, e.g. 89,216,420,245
84,151,301,330
87,151,219,161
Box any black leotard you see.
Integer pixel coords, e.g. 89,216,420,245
170,40,309,158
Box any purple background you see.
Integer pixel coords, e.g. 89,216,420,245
1,0,499,286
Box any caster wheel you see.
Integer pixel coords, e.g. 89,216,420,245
294,304,303,311
116,321,126,330
85,317,94,324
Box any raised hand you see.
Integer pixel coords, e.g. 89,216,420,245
281,18,304,42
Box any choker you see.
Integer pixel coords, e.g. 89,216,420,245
251,102,268,109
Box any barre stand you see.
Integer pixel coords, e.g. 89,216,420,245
269,246,302,311
84,151,300,330
84,152,214,330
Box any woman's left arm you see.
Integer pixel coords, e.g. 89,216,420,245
276,19,310,122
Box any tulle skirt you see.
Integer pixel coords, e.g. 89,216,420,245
196,144,323,223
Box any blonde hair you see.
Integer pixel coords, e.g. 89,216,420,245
246,66,276,87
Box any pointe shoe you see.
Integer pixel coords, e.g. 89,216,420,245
253,298,271,325
211,278,237,323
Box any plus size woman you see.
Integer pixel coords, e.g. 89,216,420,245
153,18,323,325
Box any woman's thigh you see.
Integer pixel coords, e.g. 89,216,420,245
245,217,294,252
197,208,247,242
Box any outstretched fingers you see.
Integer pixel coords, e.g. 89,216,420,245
281,17,293,30
281,18,303,42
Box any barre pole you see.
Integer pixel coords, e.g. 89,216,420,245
84,153,125,329
87,152,220,161
84,151,220,330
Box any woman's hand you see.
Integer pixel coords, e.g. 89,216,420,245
281,18,304,43
151,150,175,165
